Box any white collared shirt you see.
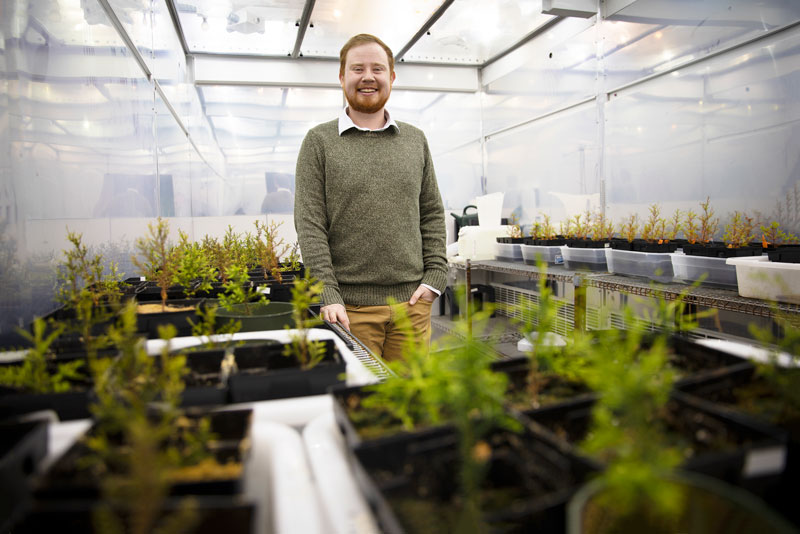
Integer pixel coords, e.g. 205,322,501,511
334,107,440,299
338,107,399,136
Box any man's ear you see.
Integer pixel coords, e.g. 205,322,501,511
390,70,396,84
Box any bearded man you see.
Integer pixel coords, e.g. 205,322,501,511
294,33,447,361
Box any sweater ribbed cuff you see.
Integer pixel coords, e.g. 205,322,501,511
421,269,448,295
321,286,345,307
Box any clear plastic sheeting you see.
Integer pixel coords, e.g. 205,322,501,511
174,0,306,56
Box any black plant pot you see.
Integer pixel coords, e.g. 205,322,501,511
352,417,599,533
330,384,456,453
0,417,49,532
0,389,92,421
767,247,800,264
496,236,526,244
564,239,607,249
682,242,762,258
228,338,345,402
609,238,679,253
16,495,254,534
32,408,253,501
523,391,788,499
135,298,206,338
531,237,567,246
677,364,800,527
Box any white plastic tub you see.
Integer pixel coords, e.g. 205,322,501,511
671,253,738,288
726,256,800,303
494,241,523,262
561,246,607,272
605,248,673,283
521,244,564,265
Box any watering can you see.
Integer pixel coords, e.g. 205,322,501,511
451,205,479,236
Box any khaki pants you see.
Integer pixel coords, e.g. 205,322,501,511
345,300,433,362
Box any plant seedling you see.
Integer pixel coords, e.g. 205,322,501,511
283,275,327,370
131,217,181,312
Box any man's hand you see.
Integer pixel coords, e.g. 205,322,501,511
409,285,436,306
321,303,350,331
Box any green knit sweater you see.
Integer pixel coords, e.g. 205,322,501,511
294,119,447,307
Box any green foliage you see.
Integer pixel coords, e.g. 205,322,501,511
683,209,700,244
748,312,800,419
578,309,684,525
253,220,291,281
723,211,756,248
87,302,211,534
200,234,232,283
187,304,241,346
760,221,799,246
131,217,180,312
281,243,303,273
0,318,84,393
218,262,267,315
698,197,719,243
174,230,215,298
641,204,665,243
57,230,124,357
282,275,326,370
619,214,639,243
510,263,589,401
361,296,519,531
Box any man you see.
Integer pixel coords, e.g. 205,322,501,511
294,33,447,361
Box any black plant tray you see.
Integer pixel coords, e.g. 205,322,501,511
228,338,345,402
767,247,800,264
609,238,679,253
683,243,762,258
193,279,294,302
351,417,599,533
522,390,787,497
134,281,192,302
0,389,92,421
34,408,252,501
14,494,255,534
676,364,800,527
330,384,457,454
496,236,526,244
564,239,607,249
0,417,49,532
530,237,567,246
135,298,206,338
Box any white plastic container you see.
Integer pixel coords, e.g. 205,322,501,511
561,246,607,272
494,241,523,262
521,244,564,265
671,252,738,288
727,256,800,303
605,248,673,283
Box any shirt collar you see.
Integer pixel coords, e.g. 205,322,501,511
338,107,398,136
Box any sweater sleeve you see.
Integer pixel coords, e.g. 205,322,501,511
294,130,344,306
418,137,448,293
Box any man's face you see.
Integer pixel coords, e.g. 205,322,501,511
340,42,395,114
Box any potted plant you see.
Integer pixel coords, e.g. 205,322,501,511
762,221,800,263
495,213,525,262
226,275,346,402
562,211,609,272
52,231,125,356
131,218,206,338
566,314,794,533
525,312,788,505
214,261,293,333
17,302,255,534
521,214,565,265
0,318,93,420
336,299,595,532
606,205,677,283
